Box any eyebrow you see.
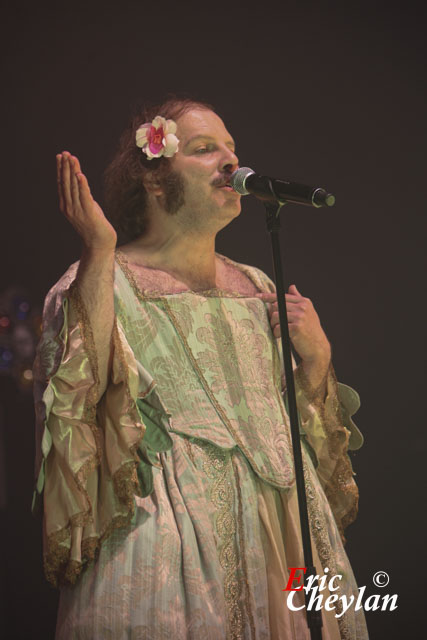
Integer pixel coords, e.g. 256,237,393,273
184,135,236,150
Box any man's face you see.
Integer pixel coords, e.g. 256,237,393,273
165,108,241,232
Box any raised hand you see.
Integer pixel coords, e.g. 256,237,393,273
257,285,331,366
56,152,117,251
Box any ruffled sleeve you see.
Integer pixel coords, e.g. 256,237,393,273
32,264,172,587
293,363,363,541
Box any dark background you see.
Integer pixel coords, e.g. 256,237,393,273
1,1,426,638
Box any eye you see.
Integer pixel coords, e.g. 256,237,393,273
195,144,215,154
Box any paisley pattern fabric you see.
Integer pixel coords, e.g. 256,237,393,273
32,252,368,639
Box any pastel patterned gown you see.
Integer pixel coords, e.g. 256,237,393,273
32,251,369,640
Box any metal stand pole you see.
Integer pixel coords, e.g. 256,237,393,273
264,197,323,640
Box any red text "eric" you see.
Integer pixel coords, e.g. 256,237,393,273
283,567,307,591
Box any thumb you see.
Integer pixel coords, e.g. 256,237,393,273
288,284,301,295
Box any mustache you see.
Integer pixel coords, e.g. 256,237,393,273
211,172,234,187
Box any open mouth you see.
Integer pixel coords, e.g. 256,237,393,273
212,176,238,192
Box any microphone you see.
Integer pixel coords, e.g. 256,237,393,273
229,167,335,208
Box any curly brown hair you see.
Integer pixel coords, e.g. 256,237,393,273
104,96,215,244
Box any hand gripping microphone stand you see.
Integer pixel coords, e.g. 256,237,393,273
247,175,335,640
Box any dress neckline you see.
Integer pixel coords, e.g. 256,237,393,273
114,249,263,300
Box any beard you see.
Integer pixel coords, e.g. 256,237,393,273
160,169,186,215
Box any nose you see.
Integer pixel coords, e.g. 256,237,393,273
221,147,239,174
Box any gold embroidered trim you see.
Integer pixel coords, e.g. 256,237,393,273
303,460,352,640
198,442,244,640
232,457,256,640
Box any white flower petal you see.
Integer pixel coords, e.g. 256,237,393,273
152,115,166,130
136,134,148,148
136,125,150,147
136,123,150,134
163,133,179,157
165,119,177,135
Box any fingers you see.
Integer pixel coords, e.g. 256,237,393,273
72,155,82,173
59,152,74,214
271,307,304,323
69,156,81,208
57,151,84,217
256,289,304,303
268,288,308,336
267,297,304,315
255,292,277,302
62,153,71,210
76,171,93,210
265,286,318,348
288,284,301,295
56,154,64,212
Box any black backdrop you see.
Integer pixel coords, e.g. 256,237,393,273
1,1,426,638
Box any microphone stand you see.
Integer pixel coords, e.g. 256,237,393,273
263,195,323,640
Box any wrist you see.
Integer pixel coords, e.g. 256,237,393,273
77,246,116,282
81,244,116,259
302,341,331,367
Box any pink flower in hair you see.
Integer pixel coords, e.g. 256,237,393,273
135,116,179,159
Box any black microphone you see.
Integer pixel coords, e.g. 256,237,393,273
229,167,335,208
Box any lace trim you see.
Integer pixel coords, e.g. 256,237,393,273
44,505,138,587
294,360,330,406
115,249,263,299
217,253,274,293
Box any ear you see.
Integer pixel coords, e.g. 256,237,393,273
143,171,163,196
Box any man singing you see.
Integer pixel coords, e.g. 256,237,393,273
33,97,368,639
